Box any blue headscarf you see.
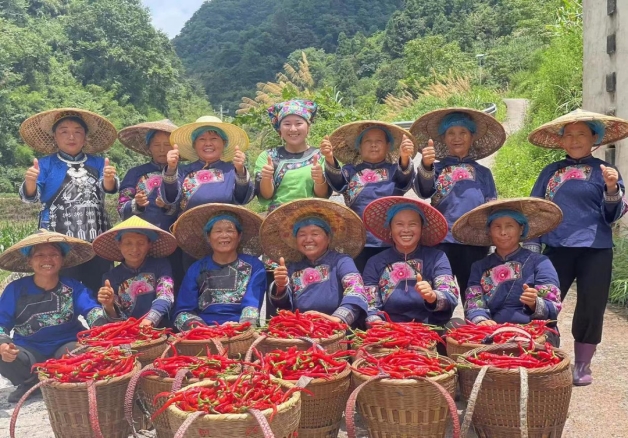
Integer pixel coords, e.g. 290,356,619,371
486,209,529,239
192,126,229,146
20,242,70,257
355,126,394,150
559,121,606,145
204,214,242,234
292,217,331,237
145,129,158,146
385,203,426,228
115,229,159,242
438,112,477,136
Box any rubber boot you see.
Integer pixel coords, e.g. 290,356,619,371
573,342,596,386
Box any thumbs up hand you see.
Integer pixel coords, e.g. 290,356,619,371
261,153,275,181
103,157,116,181
421,139,436,168
273,257,289,293
233,145,246,176
311,163,325,185
25,158,40,183
399,134,415,160
520,284,538,310
415,273,436,304
166,144,180,174
320,135,334,163
600,164,619,193
98,279,116,310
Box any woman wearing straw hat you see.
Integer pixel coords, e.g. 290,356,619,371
321,121,417,272
452,198,563,344
162,116,254,214
92,216,178,328
411,108,506,305
260,199,369,326
362,197,458,326
19,108,119,294
171,204,266,330
525,109,628,385
254,100,331,213
0,230,107,403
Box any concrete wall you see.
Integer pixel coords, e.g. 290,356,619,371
583,0,628,174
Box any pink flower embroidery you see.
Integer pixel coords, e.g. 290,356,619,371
451,167,471,181
129,281,151,298
390,263,413,284
146,175,162,190
359,169,381,184
302,268,322,286
490,264,515,284
196,170,216,183
562,168,585,181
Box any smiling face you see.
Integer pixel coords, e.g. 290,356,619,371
359,128,389,163
279,115,310,149
28,243,64,277
390,209,423,253
53,119,87,156
489,216,524,254
443,125,473,158
207,220,241,256
194,130,225,163
559,122,596,159
118,232,151,269
148,131,173,165
295,224,330,262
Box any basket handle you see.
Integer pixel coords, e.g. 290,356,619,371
172,408,276,438
244,334,267,363
519,367,529,438
345,373,460,438
86,379,105,438
210,337,226,356
460,365,489,436
298,336,325,351
161,340,179,358
482,327,533,346
10,379,50,438
171,368,193,393
125,366,168,437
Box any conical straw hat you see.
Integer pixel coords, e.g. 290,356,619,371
170,117,249,162
118,119,178,156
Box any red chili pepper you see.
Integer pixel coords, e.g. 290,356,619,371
353,349,450,379
463,342,561,369
77,316,171,347
448,321,556,344
259,310,347,340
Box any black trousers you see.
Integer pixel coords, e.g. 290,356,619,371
0,341,77,386
353,246,389,274
61,255,112,298
544,246,613,345
436,243,489,305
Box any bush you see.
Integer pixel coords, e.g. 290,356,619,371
611,230,628,307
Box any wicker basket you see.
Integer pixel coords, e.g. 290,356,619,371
457,343,572,438
133,335,169,367
348,355,458,438
173,326,255,358
446,334,546,362
165,377,302,438
252,331,346,355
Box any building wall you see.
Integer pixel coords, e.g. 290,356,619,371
583,0,628,173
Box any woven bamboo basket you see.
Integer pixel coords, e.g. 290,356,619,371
252,330,346,355
165,377,302,438
348,355,458,438
446,333,546,361
457,343,572,438
133,335,169,367
173,326,255,358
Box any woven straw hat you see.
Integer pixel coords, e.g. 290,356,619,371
172,204,263,260
329,120,418,165
409,107,506,160
528,109,628,148
260,199,366,263
92,216,177,262
363,197,448,247
118,119,178,156
0,229,95,273
170,116,249,162
19,108,117,154
451,198,563,247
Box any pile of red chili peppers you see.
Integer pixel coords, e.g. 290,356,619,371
177,321,252,341
262,310,347,339
263,346,351,380
351,317,442,351
33,348,137,383
447,320,557,344
77,317,170,347
355,349,454,379
152,353,241,379
152,372,309,420
464,343,562,369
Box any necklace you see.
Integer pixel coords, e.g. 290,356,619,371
57,153,88,178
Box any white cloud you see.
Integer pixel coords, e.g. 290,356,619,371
142,0,207,38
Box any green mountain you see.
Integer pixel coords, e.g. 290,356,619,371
173,0,404,111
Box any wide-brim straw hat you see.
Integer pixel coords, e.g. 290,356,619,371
363,197,448,247
92,216,177,262
329,120,418,164
451,198,563,247
19,108,117,154
409,107,506,160
170,116,250,162
172,204,263,259
118,119,178,156
260,199,366,263
0,229,95,273
528,109,628,148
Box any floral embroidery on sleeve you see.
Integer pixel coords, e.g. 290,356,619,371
464,285,486,312
240,306,260,324
118,187,136,216
341,272,368,306
535,284,562,313
174,312,205,331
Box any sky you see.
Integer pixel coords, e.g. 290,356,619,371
141,0,206,38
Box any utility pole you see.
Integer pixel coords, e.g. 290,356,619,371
476,54,486,86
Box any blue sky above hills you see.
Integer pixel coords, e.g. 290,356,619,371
142,0,205,38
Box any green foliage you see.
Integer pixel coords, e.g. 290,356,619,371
0,220,38,253
611,231,628,307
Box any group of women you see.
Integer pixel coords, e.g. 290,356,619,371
1,100,627,405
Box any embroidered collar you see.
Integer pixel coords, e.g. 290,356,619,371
57,150,87,163
392,245,421,259
210,256,239,268
359,160,387,169
493,246,522,262
122,259,148,274
305,249,331,266
150,160,167,171
565,154,594,164
442,155,475,164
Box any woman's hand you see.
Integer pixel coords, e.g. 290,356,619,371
139,319,154,328
273,257,289,293
399,134,415,168
103,158,117,191
520,284,538,310
601,164,619,193
233,145,246,176
478,319,497,326
98,279,116,314
421,139,436,168
319,135,334,165
166,144,179,175
135,190,149,208
304,310,342,324
414,273,436,304
24,158,40,197
0,343,19,363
